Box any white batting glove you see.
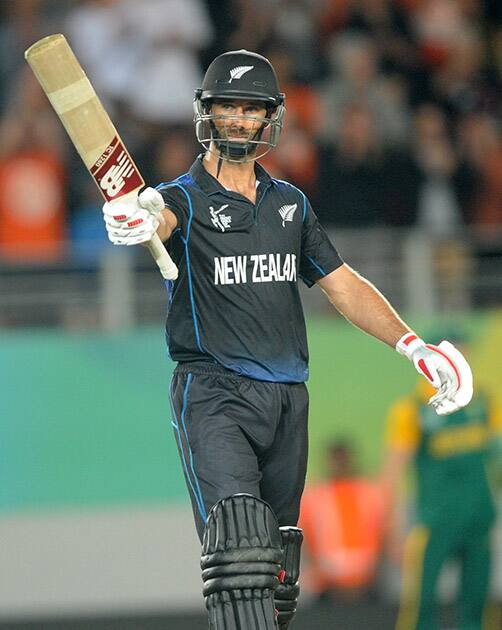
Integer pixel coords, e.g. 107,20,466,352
102,187,165,246
396,332,473,416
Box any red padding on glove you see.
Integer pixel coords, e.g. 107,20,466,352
417,358,434,382
403,333,418,346
425,344,461,390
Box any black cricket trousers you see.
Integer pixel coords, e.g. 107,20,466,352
169,361,309,541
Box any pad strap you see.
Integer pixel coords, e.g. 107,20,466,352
275,527,303,630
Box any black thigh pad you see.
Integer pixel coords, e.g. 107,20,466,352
275,527,303,630
201,494,283,630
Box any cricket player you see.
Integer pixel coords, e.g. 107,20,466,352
102,50,473,630
382,332,502,630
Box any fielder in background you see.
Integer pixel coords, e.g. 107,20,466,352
102,50,474,630
382,330,502,630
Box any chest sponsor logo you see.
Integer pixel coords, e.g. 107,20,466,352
214,253,297,285
428,424,488,458
278,203,297,227
209,204,232,232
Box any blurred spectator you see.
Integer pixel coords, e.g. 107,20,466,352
224,0,275,54
320,31,410,147
318,104,384,226
0,0,47,113
64,0,137,114
266,45,323,135
409,104,474,310
120,0,213,128
430,29,499,121
299,440,385,603
260,122,320,203
260,45,321,201
346,0,417,72
340,0,435,108
318,0,352,41
381,329,502,630
410,0,475,69
455,113,502,228
318,104,401,226
201,0,240,65
144,127,199,185
455,112,502,305
412,104,463,234
0,69,67,262
66,0,212,131
268,0,325,83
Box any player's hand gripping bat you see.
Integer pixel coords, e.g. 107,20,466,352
25,33,178,280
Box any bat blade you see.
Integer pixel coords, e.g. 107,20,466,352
25,34,178,280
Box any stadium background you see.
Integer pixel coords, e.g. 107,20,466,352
1,1,501,628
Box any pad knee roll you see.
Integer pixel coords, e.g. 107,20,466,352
201,494,283,630
275,527,303,630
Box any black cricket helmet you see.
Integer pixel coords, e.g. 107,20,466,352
194,49,286,162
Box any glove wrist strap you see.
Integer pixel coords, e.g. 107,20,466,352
396,332,425,359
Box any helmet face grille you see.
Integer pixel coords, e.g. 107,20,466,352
193,99,285,163
194,50,285,162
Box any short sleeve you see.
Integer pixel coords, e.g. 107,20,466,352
385,398,421,453
157,183,190,236
299,199,343,287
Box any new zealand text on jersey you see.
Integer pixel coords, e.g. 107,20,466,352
214,253,297,285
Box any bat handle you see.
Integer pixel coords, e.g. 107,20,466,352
146,233,178,280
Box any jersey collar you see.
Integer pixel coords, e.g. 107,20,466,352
189,154,272,197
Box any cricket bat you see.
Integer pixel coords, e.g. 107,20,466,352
24,33,178,280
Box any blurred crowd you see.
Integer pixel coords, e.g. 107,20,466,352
0,0,501,263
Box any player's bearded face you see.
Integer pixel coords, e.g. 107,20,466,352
211,100,267,149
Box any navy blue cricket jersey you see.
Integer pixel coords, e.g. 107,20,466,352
157,156,343,383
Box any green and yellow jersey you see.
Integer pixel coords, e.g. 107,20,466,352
386,382,502,529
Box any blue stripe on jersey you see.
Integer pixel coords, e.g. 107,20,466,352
174,183,204,354
179,374,206,520
271,178,308,221
169,375,207,521
155,172,192,190
157,178,204,355
164,279,174,309
164,329,172,360
164,280,174,359
307,255,326,276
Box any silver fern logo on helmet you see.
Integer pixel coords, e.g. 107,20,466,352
278,204,297,227
229,66,254,82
